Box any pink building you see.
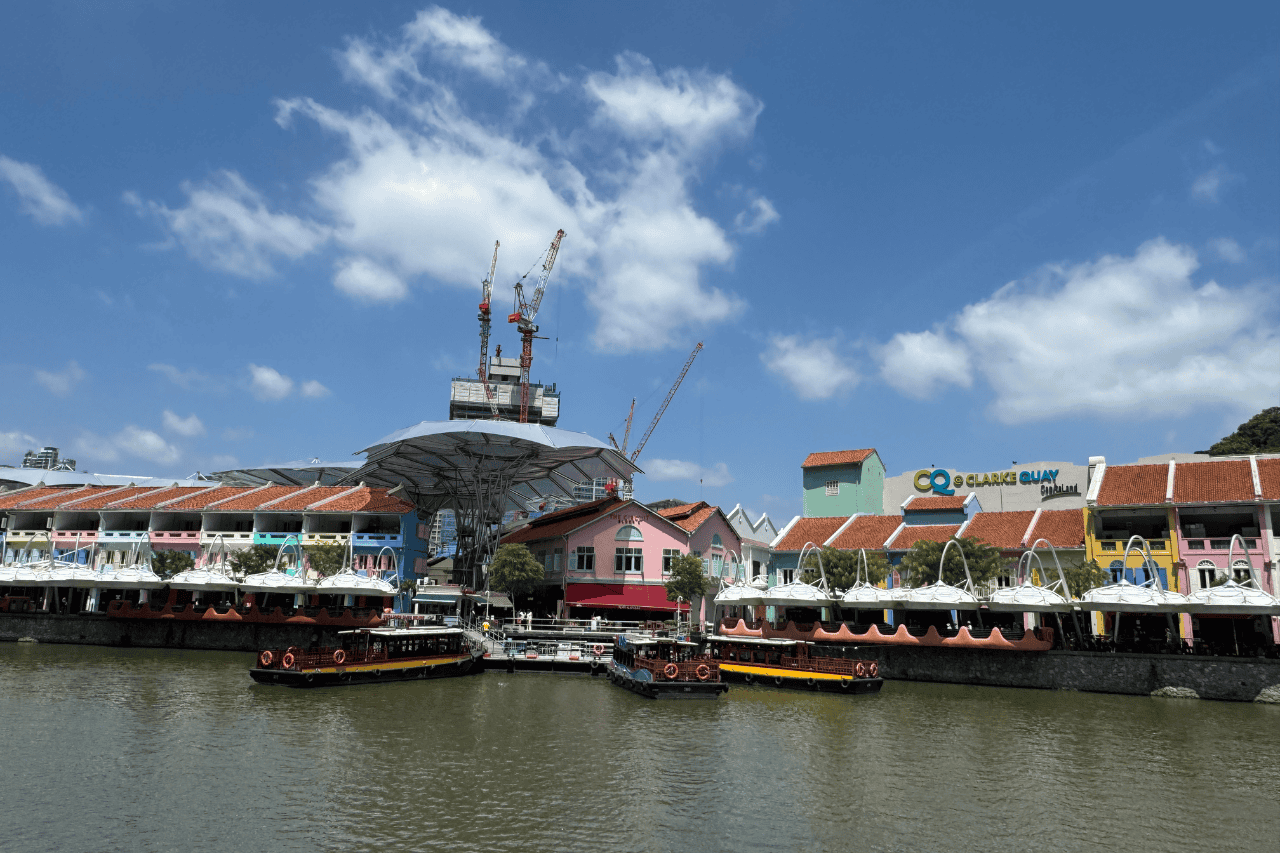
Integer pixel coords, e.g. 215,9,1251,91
501,497,742,622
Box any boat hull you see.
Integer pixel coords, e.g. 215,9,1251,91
718,663,883,694
249,652,483,688
606,662,727,700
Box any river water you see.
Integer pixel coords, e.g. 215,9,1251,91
2,643,1277,853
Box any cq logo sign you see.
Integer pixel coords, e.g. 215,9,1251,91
914,469,958,496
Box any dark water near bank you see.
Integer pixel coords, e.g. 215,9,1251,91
2,644,1277,853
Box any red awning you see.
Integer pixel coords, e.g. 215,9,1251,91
564,582,688,612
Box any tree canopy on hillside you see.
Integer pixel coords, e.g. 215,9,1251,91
1203,407,1280,455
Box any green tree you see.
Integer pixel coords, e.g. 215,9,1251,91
151,550,194,580
1203,407,1280,455
1060,558,1110,598
487,543,544,609
897,536,1005,588
228,544,279,577
304,541,347,578
665,553,710,604
799,547,889,589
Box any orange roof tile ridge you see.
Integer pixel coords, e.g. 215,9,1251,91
1019,508,1043,547
103,485,177,508
769,515,801,549
1250,455,1262,499
206,483,273,509
0,484,47,506
156,483,225,508
257,484,317,510
1165,459,1176,503
55,484,133,509
307,483,365,511
956,517,973,539
827,513,864,545
882,521,909,549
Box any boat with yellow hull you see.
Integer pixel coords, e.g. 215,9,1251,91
709,636,883,695
249,625,483,687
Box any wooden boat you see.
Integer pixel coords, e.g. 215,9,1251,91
249,625,483,687
709,636,883,695
607,634,727,699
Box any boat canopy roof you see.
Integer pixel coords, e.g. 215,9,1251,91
708,635,802,647
338,626,464,637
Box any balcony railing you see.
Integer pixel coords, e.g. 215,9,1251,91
201,531,253,543
150,531,200,542
352,532,402,547
51,529,99,542
302,532,351,544
1182,537,1257,552
99,531,148,543
1097,538,1167,553
253,532,302,546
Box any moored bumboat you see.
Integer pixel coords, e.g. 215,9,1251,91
606,634,727,699
249,625,483,687
709,636,883,695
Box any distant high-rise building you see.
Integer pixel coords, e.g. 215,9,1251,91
449,356,560,425
21,446,75,471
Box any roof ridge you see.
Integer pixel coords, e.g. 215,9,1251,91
307,483,365,510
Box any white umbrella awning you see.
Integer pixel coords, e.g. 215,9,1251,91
760,581,834,608
94,566,167,589
0,565,49,584
1078,581,1194,613
315,572,395,597
240,570,316,594
714,584,765,606
1187,580,1280,615
840,583,908,609
985,582,1073,612
901,583,982,610
37,563,103,589
169,567,240,592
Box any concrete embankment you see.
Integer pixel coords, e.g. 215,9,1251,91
870,645,1280,703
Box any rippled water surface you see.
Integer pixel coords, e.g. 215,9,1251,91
2,643,1278,853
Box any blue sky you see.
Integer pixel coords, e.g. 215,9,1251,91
1,2,1277,522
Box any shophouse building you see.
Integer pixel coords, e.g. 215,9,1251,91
725,504,777,583
500,496,741,623
801,449,885,517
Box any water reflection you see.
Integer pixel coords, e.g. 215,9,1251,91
1,644,1277,853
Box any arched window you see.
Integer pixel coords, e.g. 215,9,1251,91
615,525,644,542
1232,559,1253,582
1196,559,1219,588
711,534,723,548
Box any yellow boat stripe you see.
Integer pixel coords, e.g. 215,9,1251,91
720,663,849,681
300,655,471,675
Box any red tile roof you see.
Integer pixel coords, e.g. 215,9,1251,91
905,495,968,510
16,486,115,510
1026,509,1086,549
211,485,297,511
963,511,1035,549
775,516,848,551
68,486,156,510
312,487,413,514
264,486,351,511
887,524,962,549
0,486,79,509
801,449,875,469
1172,459,1255,503
1095,463,1168,506
164,486,252,511
501,497,626,545
108,486,208,509
827,515,901,550
1259,459,1280,501
655,501,718,533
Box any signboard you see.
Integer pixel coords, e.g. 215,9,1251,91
883,460,1088,512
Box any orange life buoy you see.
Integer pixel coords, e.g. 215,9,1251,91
695,664,711,682
663,663,679,679
282,652,295,669
868,661,879,678
259,650,273,667
333,649,346,665
592,643,605,656
855,661,866,677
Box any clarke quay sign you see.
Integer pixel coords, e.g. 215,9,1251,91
914,467,1080,502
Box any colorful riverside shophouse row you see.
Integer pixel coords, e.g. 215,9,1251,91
0,482,428,590
499,496,742,624
1084,455,1279,642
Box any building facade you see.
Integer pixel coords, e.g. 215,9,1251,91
883,458,1089,513
801,449,885,517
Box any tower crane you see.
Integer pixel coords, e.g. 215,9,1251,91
629,341,702,464
508,229,565,423
476,241,501,419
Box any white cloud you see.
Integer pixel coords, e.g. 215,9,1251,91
0,430,40,458
733,196,779,234
644,458,734,487
128,170,328,278
1191,165,1233,203
34,361,87,396
761,335,859,401
248,364,294,401
333,256,408,302
0,154,83,225
74,426,180,466
884,238,1280,423
300,379,331,398
878,330,973,399
1208,237,1245,264
162,410,205,437
149,363,220,391
115,7,764,353
209,454,239,469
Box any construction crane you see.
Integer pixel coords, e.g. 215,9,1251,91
508,229,565,423
608,398,637,455
629,341,702,463
476,241,501,419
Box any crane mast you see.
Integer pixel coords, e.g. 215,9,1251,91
508,229,566,423
477,241,501,419
630,342,703,463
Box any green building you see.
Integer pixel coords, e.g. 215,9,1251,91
801,449,885,518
